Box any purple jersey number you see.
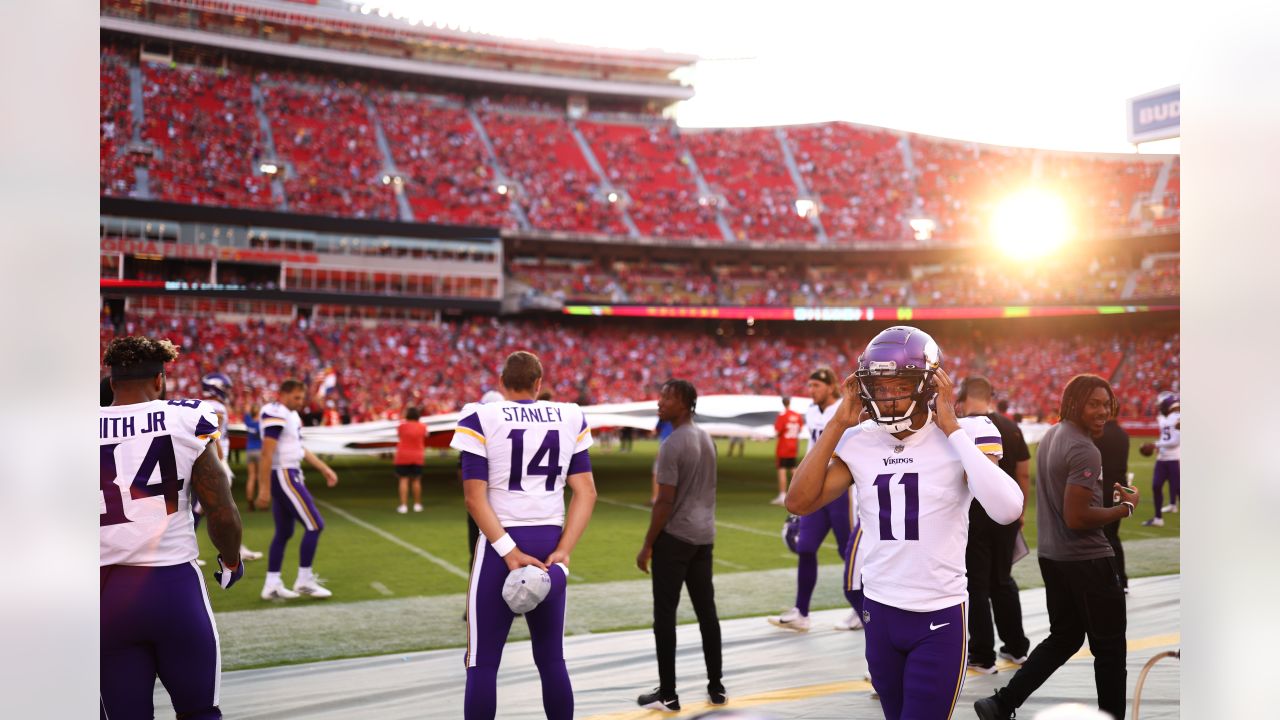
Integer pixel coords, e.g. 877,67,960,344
872,472,920,541
506,429,563,492
100,435,185,526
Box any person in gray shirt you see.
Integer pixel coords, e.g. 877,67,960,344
635,379,724,712
976,374,1142,720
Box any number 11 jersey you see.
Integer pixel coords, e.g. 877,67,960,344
834,416,1003,612
451,399,593,528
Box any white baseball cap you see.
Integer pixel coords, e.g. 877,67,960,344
502,565,551,614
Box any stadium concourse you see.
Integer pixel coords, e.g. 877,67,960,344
154,575,1181,719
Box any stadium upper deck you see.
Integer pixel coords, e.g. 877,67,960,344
100,19,1179,250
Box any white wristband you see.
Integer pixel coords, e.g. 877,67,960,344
491,533,517,557
1121,501,1135,517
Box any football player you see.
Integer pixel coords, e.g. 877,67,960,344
100,336,243,719
772,396,803,505
1141,393,1180,526
769,367,861,632
787,326,1024,719
450,351,597,720
258,378,340,600
200,372,262,561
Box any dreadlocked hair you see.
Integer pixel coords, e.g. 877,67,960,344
1058,374,1116,426
662,379,698,413
102,336,180,370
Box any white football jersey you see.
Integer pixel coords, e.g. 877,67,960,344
100,399,221,566
834,414,1003,612
803,398,843,452
260,401,305,468
1156,411,1180,461
204,397,231,460
450,400,593,527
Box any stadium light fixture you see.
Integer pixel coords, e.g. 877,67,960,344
991,188,1072,260
259,162,279,175
909,218,936,241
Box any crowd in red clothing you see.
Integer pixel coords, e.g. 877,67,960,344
511,252,1179,308
141,63,275,209
370,91,513,228
102,313,1178,426
100,47,135,198
260,71,398,220
578,121,720,240
684,127,818,243
481,110,627,235
101,49,1177,245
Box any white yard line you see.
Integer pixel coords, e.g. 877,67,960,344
714,558,748,570
596,495,776,539
315,500,470,580
370,581,394,596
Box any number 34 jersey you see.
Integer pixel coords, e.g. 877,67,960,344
100,399,222,567
450,400,593,528
834,415,1003,612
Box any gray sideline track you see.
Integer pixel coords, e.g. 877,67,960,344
155,574,1180,719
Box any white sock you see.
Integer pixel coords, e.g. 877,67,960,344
297,567,314,584
265,571,281,586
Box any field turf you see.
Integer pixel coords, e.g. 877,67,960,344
200,438,1179,614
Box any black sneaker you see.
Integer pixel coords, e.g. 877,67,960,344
974,691,1015,719
637,688,680,712
708,684,727,706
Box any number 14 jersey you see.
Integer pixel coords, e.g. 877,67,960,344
834,415,1003,612
451,400,593,528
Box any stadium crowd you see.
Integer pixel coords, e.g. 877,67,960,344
101,48,1177,246
102,313,1178,427
511,252,1179,307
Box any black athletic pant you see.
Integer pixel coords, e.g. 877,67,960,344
1101,520,1127,588
966,507,1030,665
1000,556,1128,719
650,531,723,697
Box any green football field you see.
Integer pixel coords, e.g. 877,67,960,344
201,437,1180,614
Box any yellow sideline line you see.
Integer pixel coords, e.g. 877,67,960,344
582,632,1180,719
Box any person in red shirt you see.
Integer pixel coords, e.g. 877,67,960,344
395,406,428,514
773,396,803,505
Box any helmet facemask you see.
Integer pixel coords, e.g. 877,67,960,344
856,370,936,433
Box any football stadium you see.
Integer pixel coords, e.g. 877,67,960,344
98,2,1181,718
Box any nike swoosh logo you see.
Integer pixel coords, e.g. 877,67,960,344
929,622,950,631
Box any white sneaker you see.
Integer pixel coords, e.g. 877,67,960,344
240,545,263,561
396,504,408,514
1142,517,1164,527
413,503,424,513
294,577,333,599
262,584,300,600
770,492,787,506
834,609,864,631
998,650,1029,665
1161,503,1178,513
768,607,810,632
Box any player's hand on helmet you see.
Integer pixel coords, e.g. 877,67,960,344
933,368,960,435
214,554,243,590
834,374,863,428
503,547,548,573
636,544,653,574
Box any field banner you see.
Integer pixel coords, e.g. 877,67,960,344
227,401,1150,455
1127,85,1180,143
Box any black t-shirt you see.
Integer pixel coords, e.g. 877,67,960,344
1092,420,1130,508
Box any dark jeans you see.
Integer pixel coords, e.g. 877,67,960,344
1001,556,1128,719
966,508,1030,665
651,531,723,697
